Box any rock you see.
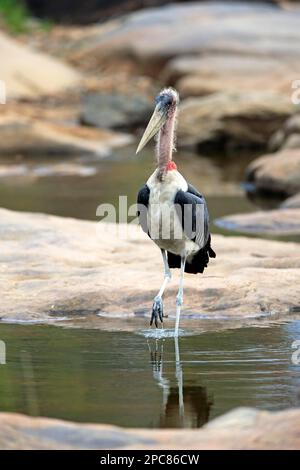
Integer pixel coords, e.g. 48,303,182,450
0,407,300,449
69,3,300,72
0,208,299,327
0,115,132,156
0,31,81,100
246,149,300,196
269,113,300,152
177,92,292,151
215,208,300,235
64,2,300,151
281,134,300,150
80,93,152,130
281,192,300,208
164,54,300,99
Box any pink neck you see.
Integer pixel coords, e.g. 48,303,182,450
156,108,177,180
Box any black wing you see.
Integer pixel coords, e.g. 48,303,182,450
137,184,150,234
174,183,209,248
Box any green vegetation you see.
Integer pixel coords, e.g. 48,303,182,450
0,0,29,33
0,0,53,34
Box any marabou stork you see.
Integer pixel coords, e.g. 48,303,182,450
136,88,216,336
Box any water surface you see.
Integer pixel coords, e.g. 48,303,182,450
0,145,255,229
0,321,299,428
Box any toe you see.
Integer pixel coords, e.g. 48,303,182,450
150,297,164,327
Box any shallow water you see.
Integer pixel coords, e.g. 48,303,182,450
0,145,255,229
0,321,299,428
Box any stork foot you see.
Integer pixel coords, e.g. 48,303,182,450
150,296,164,327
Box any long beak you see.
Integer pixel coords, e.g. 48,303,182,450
136,105,167,154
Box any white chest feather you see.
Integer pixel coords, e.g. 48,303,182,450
147,169,187,203
146,169,198,256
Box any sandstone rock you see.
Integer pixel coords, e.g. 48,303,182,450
215,208,300,235
269,114,300,152
281,134,300,150
281,192,300,208
0,115,132,156
0,407,300,449
0,31,81,100
177,92,292,150
246,149,300,196
69,3,300,72
164,54,299,99
80,93,152,130
0,208,299,328
62,2,300,152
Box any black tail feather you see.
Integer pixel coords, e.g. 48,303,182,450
167,235,216,274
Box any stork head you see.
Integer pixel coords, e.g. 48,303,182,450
136,88,179,154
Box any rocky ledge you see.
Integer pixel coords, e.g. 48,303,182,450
0,115,132,157
0,407,299,449
0,208,299,329
215,208,300,236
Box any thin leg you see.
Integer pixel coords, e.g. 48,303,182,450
151,250,171,327
175,256,186,336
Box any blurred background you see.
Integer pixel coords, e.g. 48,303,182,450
0,0,300,239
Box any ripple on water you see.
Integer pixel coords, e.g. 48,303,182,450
138,328,193,339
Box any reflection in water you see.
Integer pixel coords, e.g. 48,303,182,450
148,337,213,428
0,322,299,428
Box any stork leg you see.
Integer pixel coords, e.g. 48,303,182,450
151,249,171,327
175,256,186,336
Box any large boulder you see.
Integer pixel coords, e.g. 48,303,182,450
0,115,132,156
164,54,300,98
0,31,81,100
69,2,300,72
177,92,292,151
64,2,300,149
0,208,299,327
246,149,300,196
0,407,300,449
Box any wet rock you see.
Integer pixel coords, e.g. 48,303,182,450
80,93,152,130
0,208,299,326
0,31,81,100
281,192,300,209
246,149,300,196
0,407,300,449
215,208,300,235
177,92,292,151
0,116,132,156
